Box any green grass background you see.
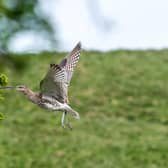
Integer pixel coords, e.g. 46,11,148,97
0,50,168,168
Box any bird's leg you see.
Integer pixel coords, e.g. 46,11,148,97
65,112,72,130
61,111,72,129
61,111,66,128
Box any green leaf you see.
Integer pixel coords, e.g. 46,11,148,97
0,112,4,120
0,73,8,100
0,73,8,86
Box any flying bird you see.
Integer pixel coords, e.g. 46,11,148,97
0,42,81,129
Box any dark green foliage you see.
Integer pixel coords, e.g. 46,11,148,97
0,50,168,167
0,112,4,120
0,73,8,100
0,73,8,86
0,73,8,119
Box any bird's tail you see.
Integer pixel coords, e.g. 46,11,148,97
67,107,80,119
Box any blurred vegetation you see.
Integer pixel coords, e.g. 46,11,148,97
0,73,8,86
0,73,8,100
0,50,168,167
0,0,56,70
0,0,56,52
0,113,3,120
0,73,8,120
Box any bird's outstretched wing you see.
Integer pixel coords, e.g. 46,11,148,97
40,42,81,103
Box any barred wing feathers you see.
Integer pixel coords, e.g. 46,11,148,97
60,42,81,84
40,42,81,103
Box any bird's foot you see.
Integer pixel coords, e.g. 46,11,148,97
66,123,72,130
61,111,72,130
61,122,72,130
61,123,65,128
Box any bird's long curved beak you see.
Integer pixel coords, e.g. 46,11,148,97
0,86,16,89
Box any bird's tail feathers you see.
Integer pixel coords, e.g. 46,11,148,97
68,107,80,119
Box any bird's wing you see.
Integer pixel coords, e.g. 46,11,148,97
40,42,81,103
59,42,81,84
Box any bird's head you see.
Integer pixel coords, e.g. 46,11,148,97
0,85,27,92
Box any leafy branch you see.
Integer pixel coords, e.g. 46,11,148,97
0,73,8,120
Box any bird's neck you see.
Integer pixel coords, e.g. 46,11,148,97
21,88,40,104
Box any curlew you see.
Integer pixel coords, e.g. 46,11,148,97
0,42,82,129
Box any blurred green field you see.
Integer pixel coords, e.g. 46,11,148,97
0,50,168,168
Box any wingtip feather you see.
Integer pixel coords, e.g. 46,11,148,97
76,41,81,49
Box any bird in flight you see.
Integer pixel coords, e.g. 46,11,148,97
0,42,81,129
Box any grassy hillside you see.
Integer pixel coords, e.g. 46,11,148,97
0,50,168,168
